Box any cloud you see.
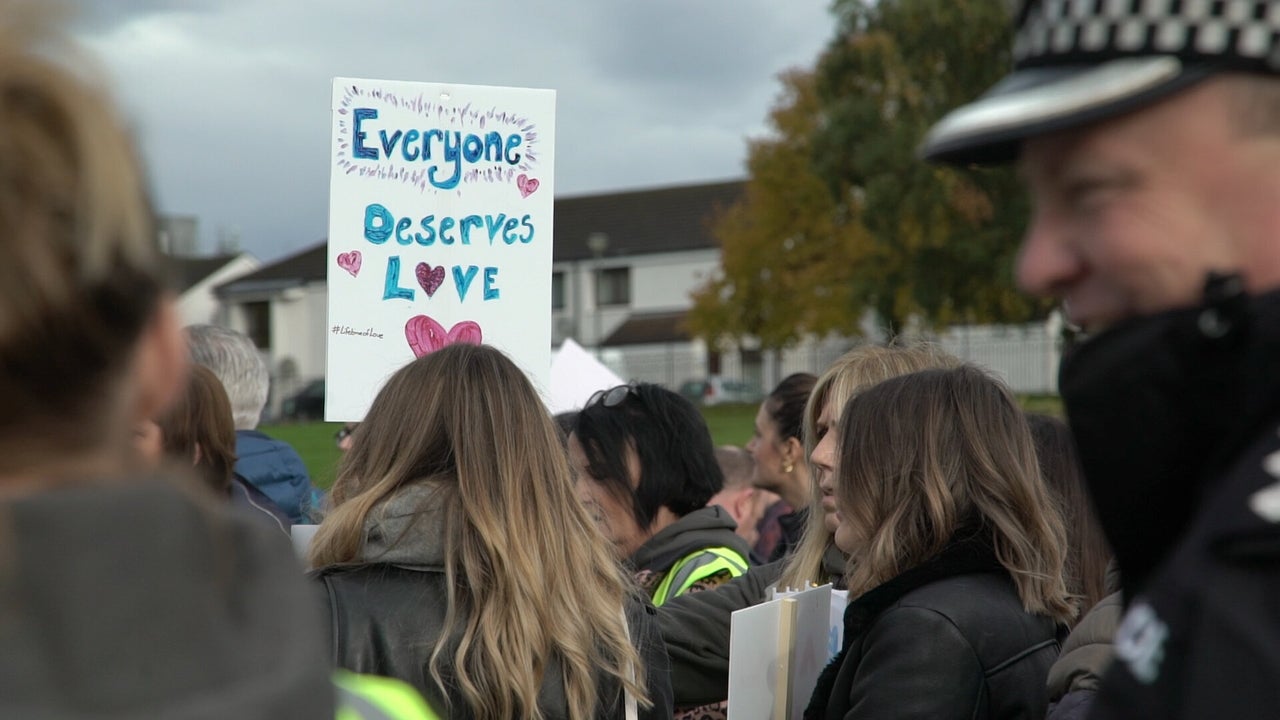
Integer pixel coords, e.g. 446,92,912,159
74,0,834,261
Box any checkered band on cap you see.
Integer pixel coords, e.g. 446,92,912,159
1012,0,1280,70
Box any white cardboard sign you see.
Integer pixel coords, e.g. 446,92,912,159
325,77,556,421
728,583,836,720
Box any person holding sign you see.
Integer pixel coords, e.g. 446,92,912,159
805,366,1075,719
310,344,671,720
568,383,752,607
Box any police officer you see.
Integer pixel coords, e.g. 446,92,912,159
922,1,1280,717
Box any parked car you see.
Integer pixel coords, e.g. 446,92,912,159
678,376,763,407
280,379,325,421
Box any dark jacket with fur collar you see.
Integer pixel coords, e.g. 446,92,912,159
806,535,1060,720
312,484,674,720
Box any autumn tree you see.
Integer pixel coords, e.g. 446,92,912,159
810,0,1052,330
688,69,870,352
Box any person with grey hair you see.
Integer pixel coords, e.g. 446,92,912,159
187,324,322,523
922,1,1280,716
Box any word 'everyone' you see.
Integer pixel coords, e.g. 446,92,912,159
351,108,523,190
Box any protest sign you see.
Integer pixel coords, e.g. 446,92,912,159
326,78,556,420
728,583,837,719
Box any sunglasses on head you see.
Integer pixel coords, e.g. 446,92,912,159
589,383,639,409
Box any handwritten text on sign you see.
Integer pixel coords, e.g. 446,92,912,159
325,79,555,421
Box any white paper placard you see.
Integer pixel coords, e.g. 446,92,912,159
326,77,556,421
785,584,834,720
729,584,836,720
728,598,788,720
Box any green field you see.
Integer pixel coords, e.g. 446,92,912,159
264,395,1060,491
258,421,347,490
260,405,760,491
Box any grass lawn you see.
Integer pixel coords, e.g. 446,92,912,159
258,421,347,491
264,394,1062,492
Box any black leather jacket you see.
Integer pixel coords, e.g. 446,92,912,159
311,484,673,719
315,564,673,720
806,536,1061,720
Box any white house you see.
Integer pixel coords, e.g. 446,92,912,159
170,252,259,326
215,178,1062,416
215,243,330,416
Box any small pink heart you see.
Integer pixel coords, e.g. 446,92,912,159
405,315,483,358
336,250,362,277
516,173,540,198
415,262,446,297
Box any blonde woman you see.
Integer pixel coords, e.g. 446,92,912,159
310,343,671,720
806,366,1075,719
658,343,960,707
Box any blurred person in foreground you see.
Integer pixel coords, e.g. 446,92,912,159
922,1,1280,715
187,323,323,523
0,2,431,717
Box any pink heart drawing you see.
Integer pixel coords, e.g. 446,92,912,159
405,315,483,358
336,250,362,277
415,262,446,297
517,173,540,198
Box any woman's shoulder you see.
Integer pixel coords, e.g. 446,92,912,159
894,570,1027,617
883,571,1058,661
313,563,449,608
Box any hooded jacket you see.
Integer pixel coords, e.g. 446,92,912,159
1045,590,1123,720
0,478,335,719
235,429,323,524
314,484,674,720
1058,281,1280,719
630,505,751,607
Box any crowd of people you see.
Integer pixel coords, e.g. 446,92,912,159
4,0,1280,718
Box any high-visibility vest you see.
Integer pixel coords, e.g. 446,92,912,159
651,546,749,607
334,671,440,720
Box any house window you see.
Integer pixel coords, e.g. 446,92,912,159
551,271,566,311
596,267,630,307
244,301,271,350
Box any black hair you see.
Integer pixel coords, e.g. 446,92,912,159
552,411,578,447
572,383,723,531
764,373,817,442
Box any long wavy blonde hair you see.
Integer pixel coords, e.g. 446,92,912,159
309,344,648,720
835,366,1076,624
777,343,961,590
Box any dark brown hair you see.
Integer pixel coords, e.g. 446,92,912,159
1026,413,1113,615
764,372,817,442
157,365,237,497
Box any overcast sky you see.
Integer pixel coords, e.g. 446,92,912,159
71,1,836,263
